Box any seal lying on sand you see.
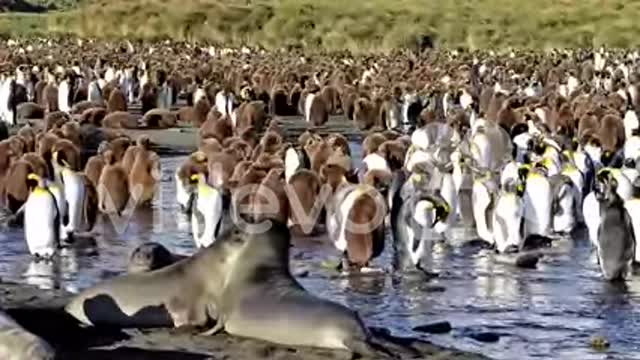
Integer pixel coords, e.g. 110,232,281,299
64,228,247,328
127,242,186,274
0,310,54,360
210,220,394,358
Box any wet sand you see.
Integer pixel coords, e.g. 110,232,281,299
0,281,487,359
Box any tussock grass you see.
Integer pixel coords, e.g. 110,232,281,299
4,0,640,50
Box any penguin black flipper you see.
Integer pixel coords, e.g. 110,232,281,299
485,194,495,233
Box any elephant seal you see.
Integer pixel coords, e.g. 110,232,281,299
127,242,186,274
0,310,54,360
64,227,247,329
213,221,393,358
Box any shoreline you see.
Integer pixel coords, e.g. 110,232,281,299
0,281,489,360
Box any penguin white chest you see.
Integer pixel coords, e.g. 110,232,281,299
335,189,362,252
63,172,87,234
582,192,600,246
192,187,224,248
553,184,577,234
362,153,390,173
284,148,301,183
24,190,58,258
493,194,523,253
175,173,192,210
624,199,640,263
471,133,492,169
524,176,552,237
472,181,494,243
304,93,315,122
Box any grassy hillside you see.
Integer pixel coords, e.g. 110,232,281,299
1,0,640,50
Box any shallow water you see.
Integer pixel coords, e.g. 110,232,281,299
1,150,640,360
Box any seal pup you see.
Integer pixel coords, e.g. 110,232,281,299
21,173,60,258
97,150,130,215
65,226,248,328
127,242,186,274
212,221,393,358
0,309,55,360
595,175,635,281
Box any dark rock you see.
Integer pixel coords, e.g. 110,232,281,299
468,332,500,343
515,253,540,269
413,321,452,334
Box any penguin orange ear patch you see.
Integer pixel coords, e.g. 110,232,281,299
27,173,39,181
190,174,200,182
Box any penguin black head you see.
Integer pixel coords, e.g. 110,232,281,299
517,164,531,182
570,137,580,151
624,158,636,169
533,139,546,156
432,201,450,227
26,173,40,191
601,150,614,167
510,122,529,140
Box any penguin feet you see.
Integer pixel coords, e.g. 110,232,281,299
416,263,439,279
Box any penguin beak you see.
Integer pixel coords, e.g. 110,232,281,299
189,174,200,184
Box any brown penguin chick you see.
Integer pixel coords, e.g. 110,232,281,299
36,132,59,173
251,131,283,159
102,111,138,129
60,122,83,148
378,140,407,171
578,114,599,140
107,88,127,113
199,115,233,143
341,87,358,120
80,107,107,126
71,100,106,115
52,138,82,173
42,82,58,112
321,85,342,115
128,147,160,206
305,139,334,174
327,133,351,156
320,162,351,194
307,92,329,127
297,130,322,148
20,153,49,179
16,102,44,121
103,136,131,163
353,97,376,130
252,168,290,224
34,79,47,106
238,126,258,148
8,136,27,158
288,83,303,110
176,98,211,128
270,84,290,116
206,152,239,190
230,160,253,183
362,169,393,194
227,139,253,161
84,154,105,189
598,114,625,152
97,149,130,215
341,181,387,271
16,126,35,152
44,111,71,131
2,159,34,213
141,108,177,129
286,169,322,235
121,135,152,174
0,140,15,177
235,101,268,134
362,132,387,157
198,137,222,158
138,82,156,115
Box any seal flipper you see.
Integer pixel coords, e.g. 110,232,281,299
344,338,398,360
200,303,225,336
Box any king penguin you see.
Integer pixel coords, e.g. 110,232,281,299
190,173,227,248
22,173,60,258
492,178,526,253
549,173,581,236
523,161,553,241
390,174,449,273
595,175,635,281
472,170,498,245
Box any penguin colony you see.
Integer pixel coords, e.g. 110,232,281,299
1,38,640,356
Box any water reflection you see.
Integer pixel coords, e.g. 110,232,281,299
23,259,59,290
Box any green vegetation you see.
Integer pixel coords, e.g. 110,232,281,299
1,0,640,50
